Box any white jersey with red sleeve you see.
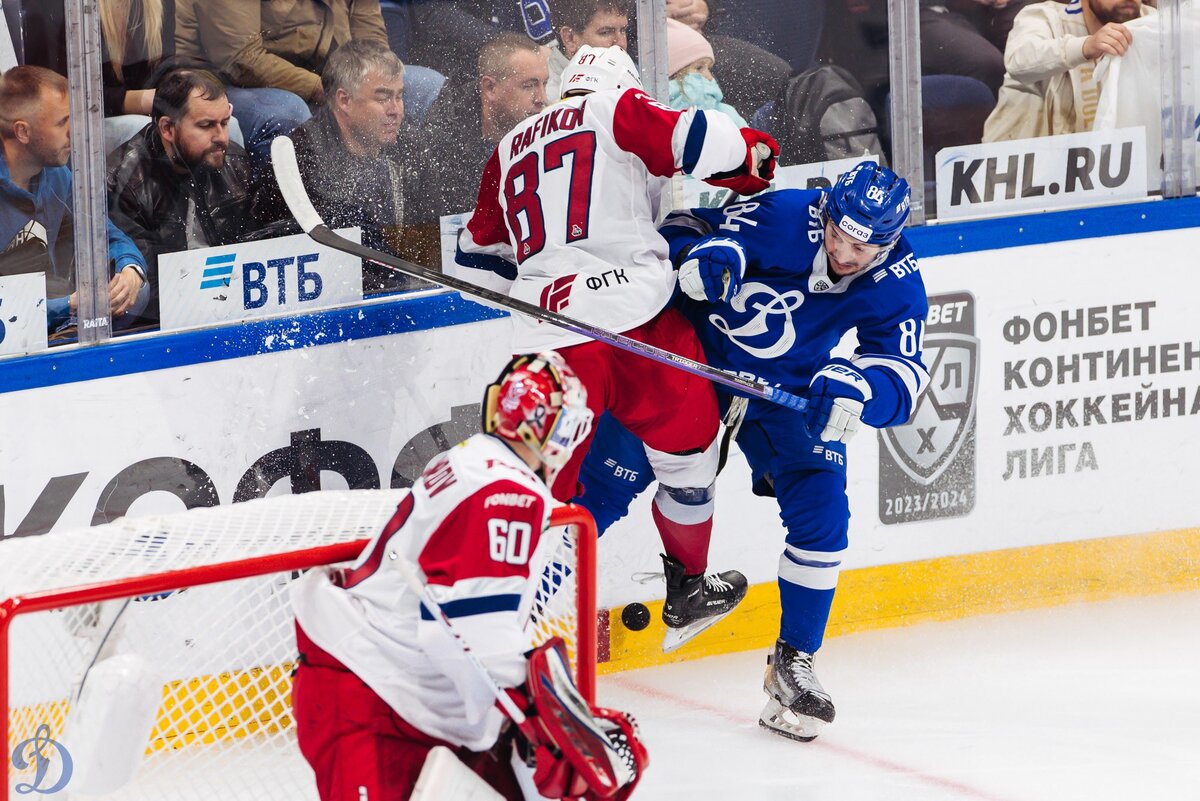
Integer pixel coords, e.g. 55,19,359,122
451,87,749,351
290,433,557,750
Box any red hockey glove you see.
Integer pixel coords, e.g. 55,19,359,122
706,128,780,196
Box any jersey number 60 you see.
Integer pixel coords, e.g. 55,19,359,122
488,518,533,565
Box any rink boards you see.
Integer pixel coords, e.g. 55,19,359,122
1,196,1199,673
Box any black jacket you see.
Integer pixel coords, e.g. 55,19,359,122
106,123,274,319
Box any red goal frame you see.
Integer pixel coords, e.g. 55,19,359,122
1,504,596,800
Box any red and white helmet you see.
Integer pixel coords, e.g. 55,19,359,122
560,45,643,98
484,352,594,484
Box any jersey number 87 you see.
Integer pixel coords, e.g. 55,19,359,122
504,131,597,262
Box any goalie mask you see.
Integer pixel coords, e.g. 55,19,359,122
484,352,594,484
561,45,643,98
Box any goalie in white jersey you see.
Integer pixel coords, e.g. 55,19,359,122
454,45,780,650
291,352,647,801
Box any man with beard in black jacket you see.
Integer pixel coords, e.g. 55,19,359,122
107,68,277,323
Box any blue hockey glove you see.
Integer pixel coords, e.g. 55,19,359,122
805,359,873,443
678,237,747,303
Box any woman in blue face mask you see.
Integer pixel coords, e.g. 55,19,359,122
665,17,748,127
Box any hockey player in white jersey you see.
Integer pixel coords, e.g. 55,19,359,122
290,352,647,800
453,45,779,651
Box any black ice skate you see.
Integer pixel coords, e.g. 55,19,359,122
660,554,748,653
759,638,835,741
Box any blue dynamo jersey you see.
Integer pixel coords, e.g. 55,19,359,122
660,189,931,430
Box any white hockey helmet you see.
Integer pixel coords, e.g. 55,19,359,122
560,45,643,99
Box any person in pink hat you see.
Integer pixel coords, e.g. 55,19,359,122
666,17,749,127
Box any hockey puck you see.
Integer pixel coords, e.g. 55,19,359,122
621,602,651,631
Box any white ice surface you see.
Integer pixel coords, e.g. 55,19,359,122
597,592,1200,801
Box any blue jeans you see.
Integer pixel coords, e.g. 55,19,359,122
225,87,312,172
403,64,446,126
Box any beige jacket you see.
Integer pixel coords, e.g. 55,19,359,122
176,0,388,103
983,0,1154,142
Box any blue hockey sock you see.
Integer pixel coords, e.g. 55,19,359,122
777,578,836,654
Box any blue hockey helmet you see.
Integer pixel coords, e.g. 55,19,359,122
822,162,911,247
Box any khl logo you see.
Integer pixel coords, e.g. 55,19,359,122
10,723,73,794
198,251,326,309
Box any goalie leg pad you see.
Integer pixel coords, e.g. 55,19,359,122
412,746,506,801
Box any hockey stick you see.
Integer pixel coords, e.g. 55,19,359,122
270,136,807,413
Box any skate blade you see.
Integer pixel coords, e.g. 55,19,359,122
758,698,825,742
661,608,733,653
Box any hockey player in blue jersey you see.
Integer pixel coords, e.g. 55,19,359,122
575,161,930,742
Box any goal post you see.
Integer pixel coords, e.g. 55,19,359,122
2,491,597,801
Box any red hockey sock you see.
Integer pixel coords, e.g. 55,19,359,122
651,502,712,575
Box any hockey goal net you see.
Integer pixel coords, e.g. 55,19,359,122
1,490,596,801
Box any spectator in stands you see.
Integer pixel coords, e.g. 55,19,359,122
174,0,389,169
919,0,1007,97
666,18,747,127
546,0,630,101
258,40,420,293
404,0,558,81
666,0,791,127
698,0,823,75
98,0,172,154
0,66,149,334
97,0,249,156
983,0,1153,141
942,0,1035,63
6,3,67,75
817,0,1012,124
409,34,549,229
376,1,448,127
668,0,710,30
107,68,269,324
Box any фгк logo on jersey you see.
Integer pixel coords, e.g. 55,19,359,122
879,291,978,523
540,274,574,314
